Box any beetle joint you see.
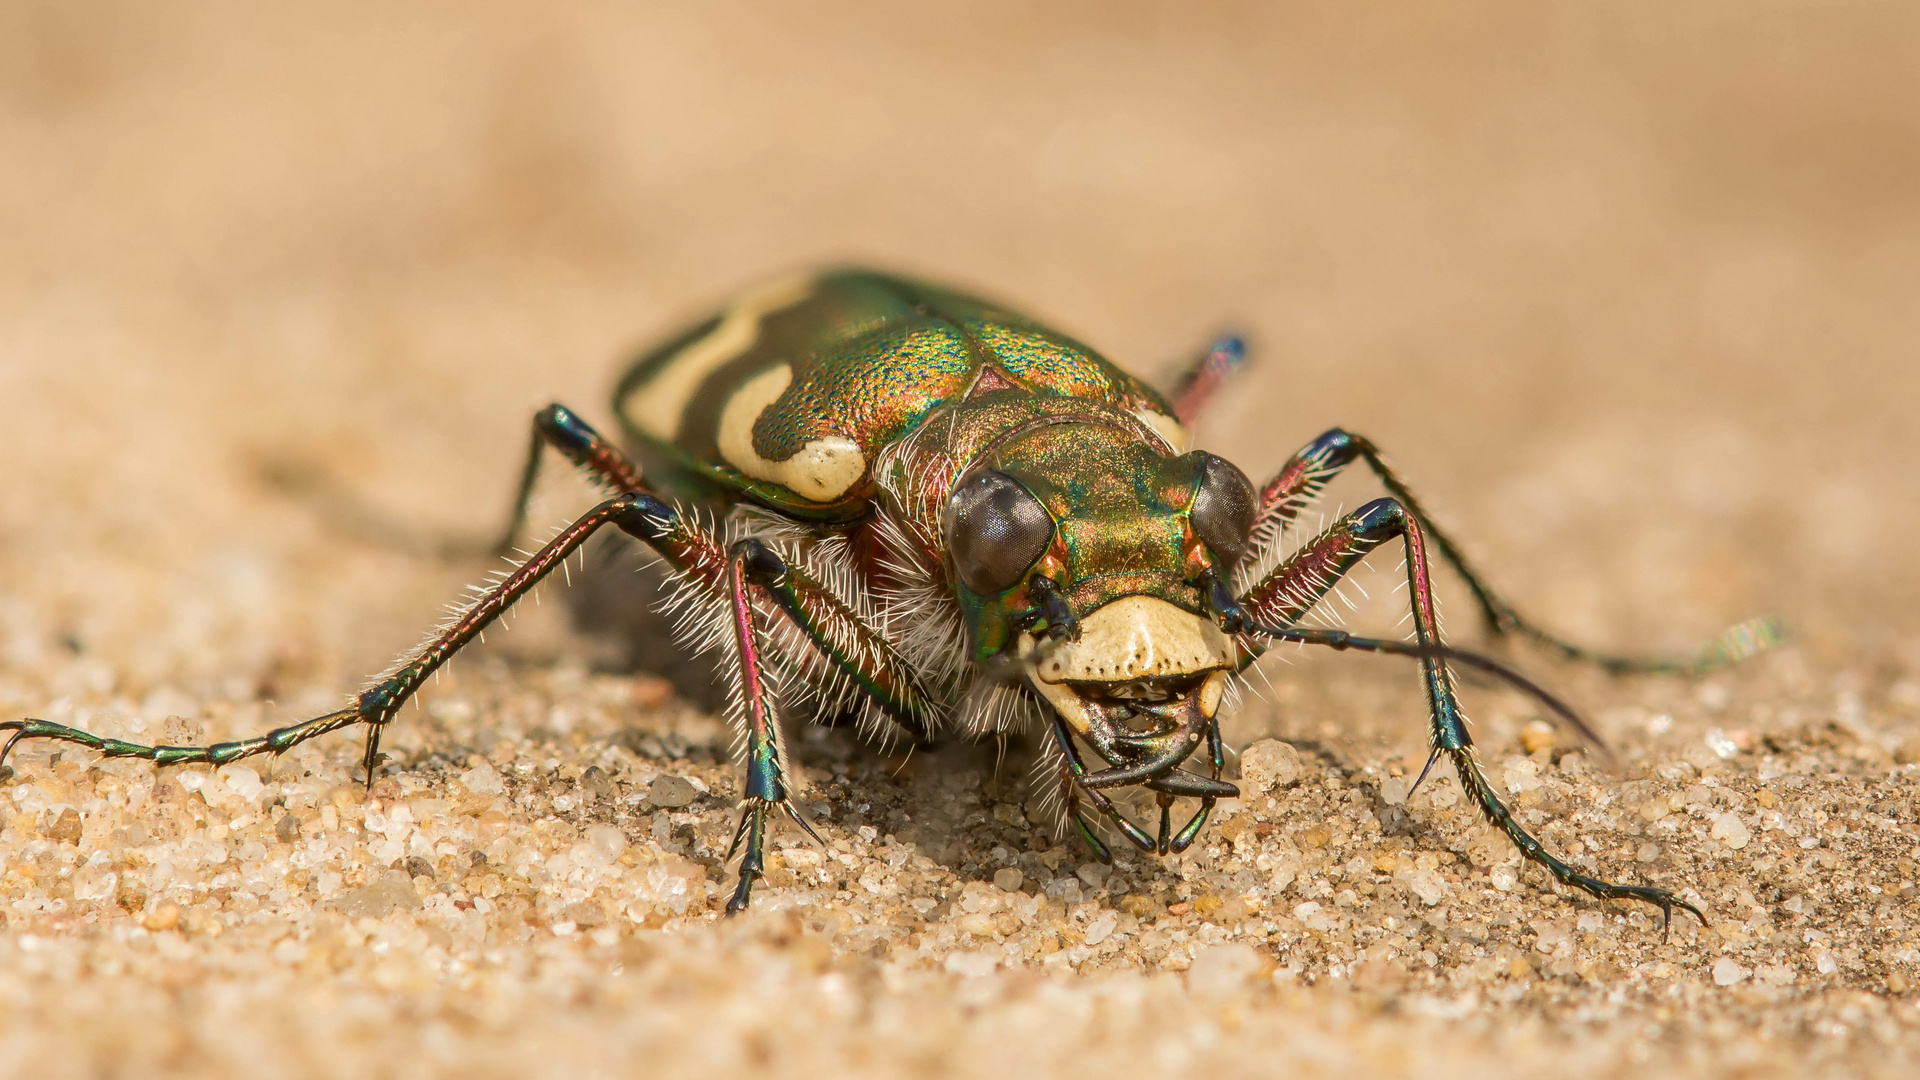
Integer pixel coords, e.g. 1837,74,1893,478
1197,569,1248,635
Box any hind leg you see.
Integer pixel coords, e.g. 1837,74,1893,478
1,490,668,782
1165,335,1247,426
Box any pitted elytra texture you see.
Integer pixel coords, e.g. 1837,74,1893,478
716,363,866,501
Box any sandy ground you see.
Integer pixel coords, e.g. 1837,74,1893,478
4,3,1920,1078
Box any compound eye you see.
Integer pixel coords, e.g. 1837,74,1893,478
946,471,1055,596
1189,454,1257,566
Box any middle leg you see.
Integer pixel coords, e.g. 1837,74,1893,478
1233,497,1704,927
1242,427,1777,674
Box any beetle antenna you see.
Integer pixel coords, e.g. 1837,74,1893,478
1245,622,1615,761
1028,576,1080,642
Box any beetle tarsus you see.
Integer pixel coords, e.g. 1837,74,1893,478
1169,797,1215,854
726,800,770,915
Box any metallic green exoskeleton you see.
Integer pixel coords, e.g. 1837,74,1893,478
5,269,1777,923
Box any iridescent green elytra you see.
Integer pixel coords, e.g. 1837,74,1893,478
613,270,1183,517
5,268,1775,924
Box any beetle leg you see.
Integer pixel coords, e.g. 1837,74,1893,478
1167,334,1247,426
490,403,649,556
496,405,938,742
715,537,941,912
0,493,669,783
1050,715,1156,855
507,408,938,745
1244,428,1778,675
1233,498,1705,930
730,539,936,743
718,541,797,914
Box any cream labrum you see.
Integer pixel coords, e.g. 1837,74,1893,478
1023,595,1234,744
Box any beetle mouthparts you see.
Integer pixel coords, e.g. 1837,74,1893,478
1025,654,1228,738
1019,594,1236,738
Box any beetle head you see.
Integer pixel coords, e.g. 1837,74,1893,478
943,420,1256,793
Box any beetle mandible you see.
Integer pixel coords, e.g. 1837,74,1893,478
3,269,1776,922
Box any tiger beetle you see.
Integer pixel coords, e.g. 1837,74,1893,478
4,269,1777,924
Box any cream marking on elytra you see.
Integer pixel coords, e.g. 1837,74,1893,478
621,272,816,441
1133,409,1191,454
716,363,867,502
1030,595,1236,684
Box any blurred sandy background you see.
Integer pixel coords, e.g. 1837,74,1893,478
2,3,1920,1078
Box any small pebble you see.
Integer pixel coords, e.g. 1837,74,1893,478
992,867,1023,892
1710,812,1751,849
46,808,81,843
459,761,505,797
1239,740,1303,792
586,824,629,862
648,775,699,809
1519,721,1556,754
1075,862,1110,889
1401,868,1446,906
143,904,181,933
336,870,421,919
1082,914,1117,946
580,765,615,797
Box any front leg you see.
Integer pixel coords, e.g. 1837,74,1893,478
1244,427,1778,675
1235,498,1705,929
